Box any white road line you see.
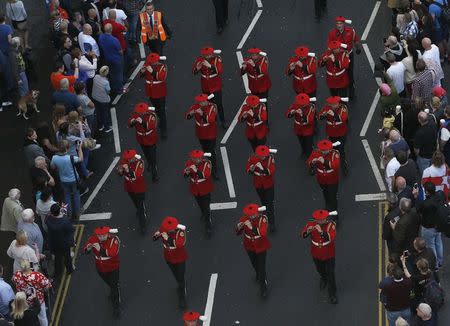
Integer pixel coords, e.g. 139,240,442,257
361,139,386,192
139,42,145,59
359,90,380,137
79,212,112,221
221,99,245,144
236,51,250,94
112,94,122,106
203,273,218,326
220,147,236,198
210,202,238,210
375,77,382,86
129,60,145,82
361,1,381,41
355,193,387,202
237,9,262,50
362,43,375,72
110,107,121,154
82,157,120,211
256,0,263,8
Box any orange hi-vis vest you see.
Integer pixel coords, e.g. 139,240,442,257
140,11,167,43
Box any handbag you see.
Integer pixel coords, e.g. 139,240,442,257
70,155,84,190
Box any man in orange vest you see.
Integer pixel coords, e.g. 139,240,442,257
138,1,172,55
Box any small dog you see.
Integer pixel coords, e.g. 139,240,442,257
17,90,40,120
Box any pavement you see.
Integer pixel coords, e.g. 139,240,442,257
1,0,449,325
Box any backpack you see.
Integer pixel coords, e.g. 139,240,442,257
436,202,450,237
424,280,446,310
433,0,450,25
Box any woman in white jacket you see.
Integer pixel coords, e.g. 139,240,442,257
72,47,97,96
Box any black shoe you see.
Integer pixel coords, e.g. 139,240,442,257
260,280,268,298
217,27,223,34
152,175,160,183
342,161,349,176
319,278,327,290
328,295,338,304
269,224,276,233
309,166,316,176
205,228,212,239
113,307,122,319
178,287,187,309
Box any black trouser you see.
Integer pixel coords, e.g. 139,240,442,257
319,183,338,216
329,88,348,98
199,138,218,175
212,0,228,29
256,186,275,227
329,136,347,164
53,247,73,279
314,0,327,18
98,268,121,311
313,258,336,298
167,261,186,288
246,250,267,285
248,137,267,152
297,135,314,157
127,192,147,229
147,39,164,55
140,143,158,177
149,97,167,136
86,77,94,98
195,193,212,231
210,90,226,124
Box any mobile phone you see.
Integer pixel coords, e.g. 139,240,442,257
403,250,409,257
391,216,400,223
413,183,419,190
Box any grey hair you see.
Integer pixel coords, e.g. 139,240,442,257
389,129,401,142
21,208,34,222
8,188,21,200
399,197,412,213
60,78,69,90
34,156,46,165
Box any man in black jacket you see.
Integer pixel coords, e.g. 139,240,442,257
391,198,420,254
383,193,400,256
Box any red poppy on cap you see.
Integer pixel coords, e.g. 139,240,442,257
335,16,346,22
195,94,209,103
243,203,259,216
326,96,341,105
247,47,262,54
134,102,149,114
122,149,137,161
190,149,204,159
433,86,447,98
328,41,341,50
295,93,311,106
295,46,309,58
146,52,160,65
183,311,200,322
160,216,179,233
317,139,333,151
246,95,260,107
255,145,270,157
312,209,329,221
200,46,214,56
94,226,110,235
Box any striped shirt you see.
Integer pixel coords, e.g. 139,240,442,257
412,69,434,102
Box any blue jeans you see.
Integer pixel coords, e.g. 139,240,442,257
386,308,411,326
421,226,444,266
108,58,124,93
18,71,29,97
416,156,431,176
95,101,112,129
127,13,139,42
61,181,80,218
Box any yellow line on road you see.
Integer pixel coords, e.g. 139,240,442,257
378,202,383,326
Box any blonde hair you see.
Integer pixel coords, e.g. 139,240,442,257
16,230,28,246
11,292,29,320
99,66,109,77
68,111,79,124
395,316,409,326
19,259,31,273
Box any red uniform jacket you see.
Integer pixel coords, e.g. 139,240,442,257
285,103,316,136
241,56,272,94
161,229,188,264
318,104,348,137
192,55,223,93
184,158,213,196
307,149,341,185
319,50,350,89
83,234,120,273
285,56,317,94
119,157,147,193
144,62,167,99
236,215,271,253
246,154,275,189
185,103,218,140
127,112,158,146
301,221,336,260
238,103,268,140
327,27,360,54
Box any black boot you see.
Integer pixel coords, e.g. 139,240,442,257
178,285,187,309
319,278,327,291
260,280,268,298
328,294,338,304
342,160,349,176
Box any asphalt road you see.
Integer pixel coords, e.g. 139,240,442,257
1,0,449,325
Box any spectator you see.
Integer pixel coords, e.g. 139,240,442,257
6,230,39,273
102,1,128,25
422,38,444,87
78,23,100,56
50,140,84,220
0,12,14,57
414,111,437,175
35,187,56,234
122,0,145,43
35,122,59,159
379,266,412,326
92,65,112,133
51,104,67,134
394,176,414,203
428,96,444,123
422,151,449,193
400,12,418,39
0,265,14,320
379,81,400,112
383,193,401,255
425,0,448,60
411,59,434,103
84,8,101,39
5,0,29,50
410,237,438,278
1,188,23,235
386,52,406,97
57,35,74,73
432,85,447,107
389,130,411,156
10,37,29,98
52,19,70,49
46,203,75,278
50,61,78,93
68,10,84,41
104,9,134,70
51,78,82,113
72,48,97,96
99,23,126,94
391,198,420,254
30,156,55,202
11,259,51,326
417,13,434,42
23,128,49,168
394,150,418,187
401,40,421,95
17,209,43,257
49,0,69,20
394,100,420,151
9,291,40,326
439,106,450,166
395,316,409,326
74,81,96,132
385,147,401,192
416,303,437,326
380,35,406,70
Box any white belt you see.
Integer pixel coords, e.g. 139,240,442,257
247,74,265,79
137,130,153,136
293,74,313,81
163,244,177,250
326,69,346,76
145,80,163,84
326,121,343,125
316,169,334,173
294,120,307,125
95,256,111,261
311,240,331,247
191,178,206,183
249,121,263,126
244,233,261,240
195,121,210,127
201,74,218,78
